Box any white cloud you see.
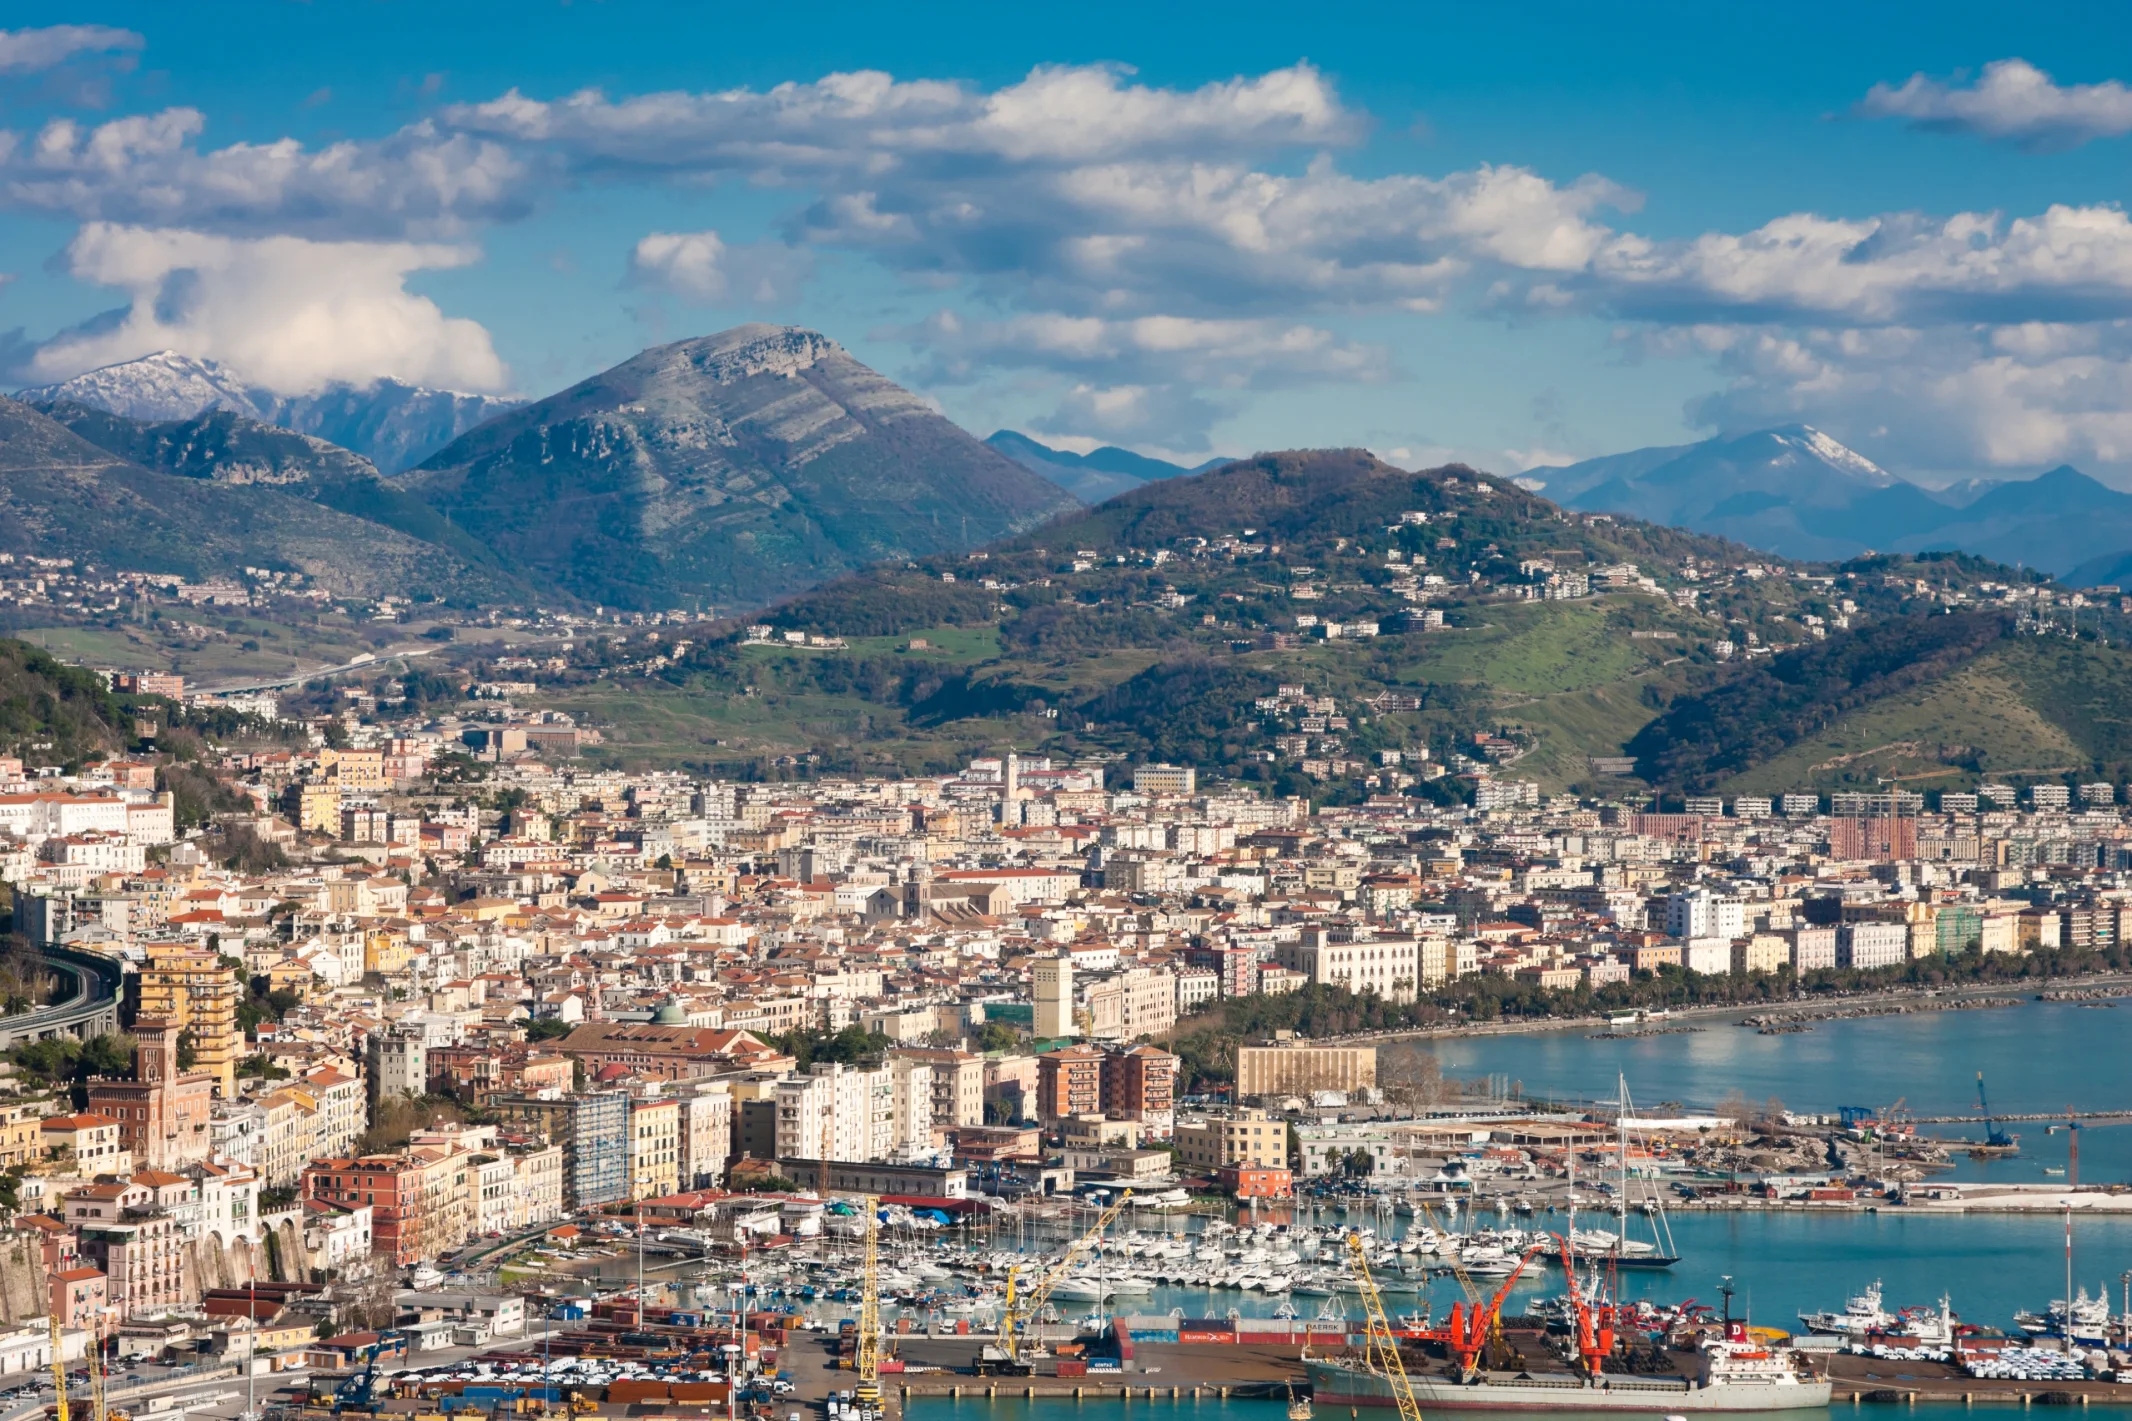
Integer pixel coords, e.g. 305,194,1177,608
627,229,812,304
901,308,1390,446
0,109,531,238
1662,320,2132,477
450,65,1633,323
1858,58,2132,151
447,63,1360,170
0,25,141,74
33,223,509,395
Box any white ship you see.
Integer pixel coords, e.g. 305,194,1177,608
1798,1280,1896,1337
2015,1286,2113,1345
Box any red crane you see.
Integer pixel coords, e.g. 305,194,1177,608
1552,1232,1617,1377
1445,1241,1550,1377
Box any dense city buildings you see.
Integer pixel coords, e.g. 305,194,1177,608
3,705,2130,1341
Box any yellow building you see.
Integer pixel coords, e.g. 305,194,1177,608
0,1099,53,1167
1175,1108,1288,1172
137,946,241,1097
282,781,340,836
1235,1039,1377,1099
364,927,411,977
318,747,386,791
627,1096,680,1200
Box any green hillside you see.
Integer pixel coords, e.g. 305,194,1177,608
498,451,1822,785
1703,637,2132,795
422,447,2132,802
0,639,132,765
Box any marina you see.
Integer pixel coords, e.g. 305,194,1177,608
419,999,2132,1419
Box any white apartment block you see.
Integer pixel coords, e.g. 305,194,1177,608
887,1056,935,1158
1274,936,1422,1003
775,1062,895,1162
675,1083,732,1189
1665,888,1745,941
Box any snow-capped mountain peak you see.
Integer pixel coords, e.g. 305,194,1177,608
1769,424,1891,485
18,351,275,424
14,352,523,471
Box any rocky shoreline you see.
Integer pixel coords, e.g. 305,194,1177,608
1737,995,2022,1029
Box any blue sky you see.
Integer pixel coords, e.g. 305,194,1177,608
7,0,2132,481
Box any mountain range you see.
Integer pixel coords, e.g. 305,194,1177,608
1525,425,2132,582
0,397,523,601
983,429,1223,503
26,328,2132,624
0,327,1077,612
16,352,521,473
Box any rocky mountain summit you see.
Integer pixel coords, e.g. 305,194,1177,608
405,325,1076,610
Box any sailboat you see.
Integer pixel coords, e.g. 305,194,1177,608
1569,1074,1680,1269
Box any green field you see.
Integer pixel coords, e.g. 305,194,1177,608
1392,602,1680,696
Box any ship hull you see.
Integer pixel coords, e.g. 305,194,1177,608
1306,1361,1833,1413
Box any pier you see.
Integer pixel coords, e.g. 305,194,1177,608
1829,1353,2132,1404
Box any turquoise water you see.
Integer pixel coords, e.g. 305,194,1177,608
1412,999,2132,1183
1080,1209,2132,1337
908,1002,2132,1417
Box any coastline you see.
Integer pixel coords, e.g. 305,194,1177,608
1339,969,2132,1047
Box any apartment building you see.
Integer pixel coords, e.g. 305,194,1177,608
1235,1039,1378,1098
136,946,240,1097
1175,1109,1289,1173
1272,935,1420,1003
774,1062,895,1162
627,1095,681,1200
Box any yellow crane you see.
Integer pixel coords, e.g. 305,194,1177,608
47,1315,68,1421
986,1189,1133,1373
854,1195,882,1407
1418,1201,1481,1311
1343,1231,1423,1421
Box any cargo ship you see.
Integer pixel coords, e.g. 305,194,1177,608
1308,1269,1830,1418
1305,1323,1832,1413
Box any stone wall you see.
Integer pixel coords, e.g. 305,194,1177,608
0,1234,48,1325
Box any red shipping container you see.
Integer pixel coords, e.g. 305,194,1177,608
669,1383,731,1403
605,1381,672,1403
1055,1361,1088,1378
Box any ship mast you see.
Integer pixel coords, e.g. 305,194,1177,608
2064,1204,2075,1357
1617,1073,1629,1260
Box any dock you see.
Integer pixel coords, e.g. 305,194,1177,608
1829,1354,2132,1404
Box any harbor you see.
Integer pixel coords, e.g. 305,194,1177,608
345,997,2132,1418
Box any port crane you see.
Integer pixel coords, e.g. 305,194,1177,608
339,1345,385,1415
854,1196,882,1407
983,1189,1133,1374
1442,1241,1548,1378
1551,1232,1616,1378
1974,1072,2017,1151
47,1316,68,1421
1341,1231,1422,1421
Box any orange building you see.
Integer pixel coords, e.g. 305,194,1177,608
1219,1163,1294,1199
1034,1044,1105,1125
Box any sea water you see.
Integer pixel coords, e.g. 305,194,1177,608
1407,997,2132,1183
905,1000,2132,1417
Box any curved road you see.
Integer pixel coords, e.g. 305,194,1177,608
0,944,122,1050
